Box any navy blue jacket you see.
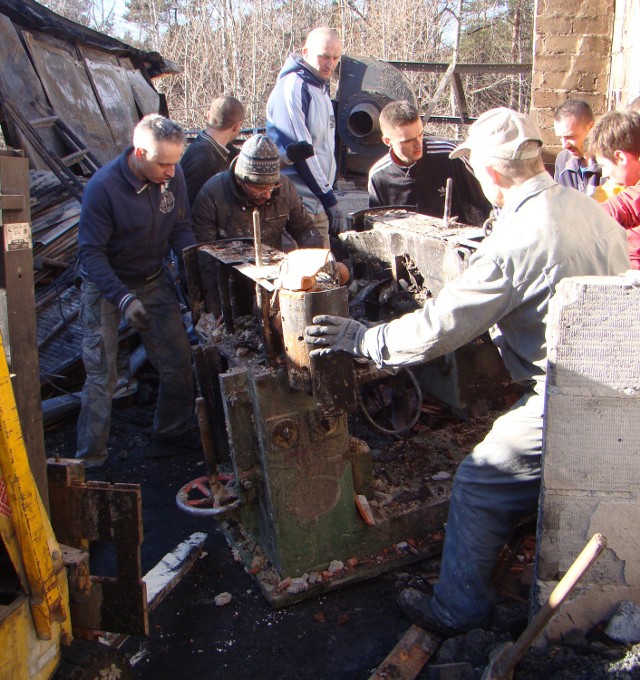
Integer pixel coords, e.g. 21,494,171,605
78,147,195,309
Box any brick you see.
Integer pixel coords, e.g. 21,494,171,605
534,15,574,34
576,35,612,55
541,130,559,148
532,54,569,72
533,90,569,109
572,54,610,75
543,35,584,54
535,71,580,91
573,16,614,34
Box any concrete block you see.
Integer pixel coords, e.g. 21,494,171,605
547,278,640,394
536,494,633,583
537,277,640,643
605,600,640,644
543,393,640,490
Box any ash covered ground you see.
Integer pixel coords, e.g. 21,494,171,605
45,373,640,680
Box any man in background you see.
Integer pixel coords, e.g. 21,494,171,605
368,100,491,226
180,96,245,206
588,109,640,269
553,98,603,195
267,27,342,246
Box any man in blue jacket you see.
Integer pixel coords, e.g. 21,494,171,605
266,27,342,247
76,114,196,467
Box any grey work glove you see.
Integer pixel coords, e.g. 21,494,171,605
286,141,315,163
124,298,151,332
325,204,344,236
304,314,366,358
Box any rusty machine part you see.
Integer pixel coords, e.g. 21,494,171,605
179,213,520,607
336,56,418,176
180,239,452,606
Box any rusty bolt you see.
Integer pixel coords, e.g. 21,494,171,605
272,418,299,448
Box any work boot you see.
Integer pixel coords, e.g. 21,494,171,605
397,588,462,638
75,454,109,469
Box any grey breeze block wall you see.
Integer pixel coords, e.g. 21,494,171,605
535,274,640,644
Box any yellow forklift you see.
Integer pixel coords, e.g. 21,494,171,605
0,152,144,678
0,332,130,679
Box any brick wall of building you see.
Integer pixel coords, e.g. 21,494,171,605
530,0,615,148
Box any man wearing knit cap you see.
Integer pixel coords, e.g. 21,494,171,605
191,134,322,251
305,107,629,636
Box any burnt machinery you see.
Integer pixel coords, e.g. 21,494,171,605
336,57,418,177
178,212,516,606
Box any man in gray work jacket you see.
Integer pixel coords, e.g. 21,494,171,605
76,114,196,467
305,108,629,636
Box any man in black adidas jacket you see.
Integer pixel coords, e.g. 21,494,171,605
368,100,491,226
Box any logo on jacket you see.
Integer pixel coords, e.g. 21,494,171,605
159,189,175,214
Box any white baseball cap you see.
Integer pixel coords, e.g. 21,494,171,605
450,107,543,161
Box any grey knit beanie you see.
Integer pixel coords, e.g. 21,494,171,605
235,134,280,184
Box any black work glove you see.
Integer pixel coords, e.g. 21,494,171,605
304,314,367,358
325,204,344,236
286,141,315,163
124,298,151,332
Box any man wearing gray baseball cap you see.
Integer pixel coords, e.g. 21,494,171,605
305,107,629,636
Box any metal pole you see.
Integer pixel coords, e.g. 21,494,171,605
443,177,453,227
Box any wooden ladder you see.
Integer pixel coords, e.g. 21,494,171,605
3,100,101,201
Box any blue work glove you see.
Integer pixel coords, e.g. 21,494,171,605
124,297,151,332
325,204,344,236
286,141,315,163
305,314,367,357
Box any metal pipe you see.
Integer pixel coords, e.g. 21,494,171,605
443,177,453,227
42,344,148,424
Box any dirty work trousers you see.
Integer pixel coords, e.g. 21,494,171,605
431,389,544,630
76,276,194,463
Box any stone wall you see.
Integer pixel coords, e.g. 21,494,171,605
535,275,640,643
530,0,615,148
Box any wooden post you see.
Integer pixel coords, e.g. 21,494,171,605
252,208,263,267
0,152,48,510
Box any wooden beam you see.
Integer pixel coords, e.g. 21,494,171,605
368,625,440,680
